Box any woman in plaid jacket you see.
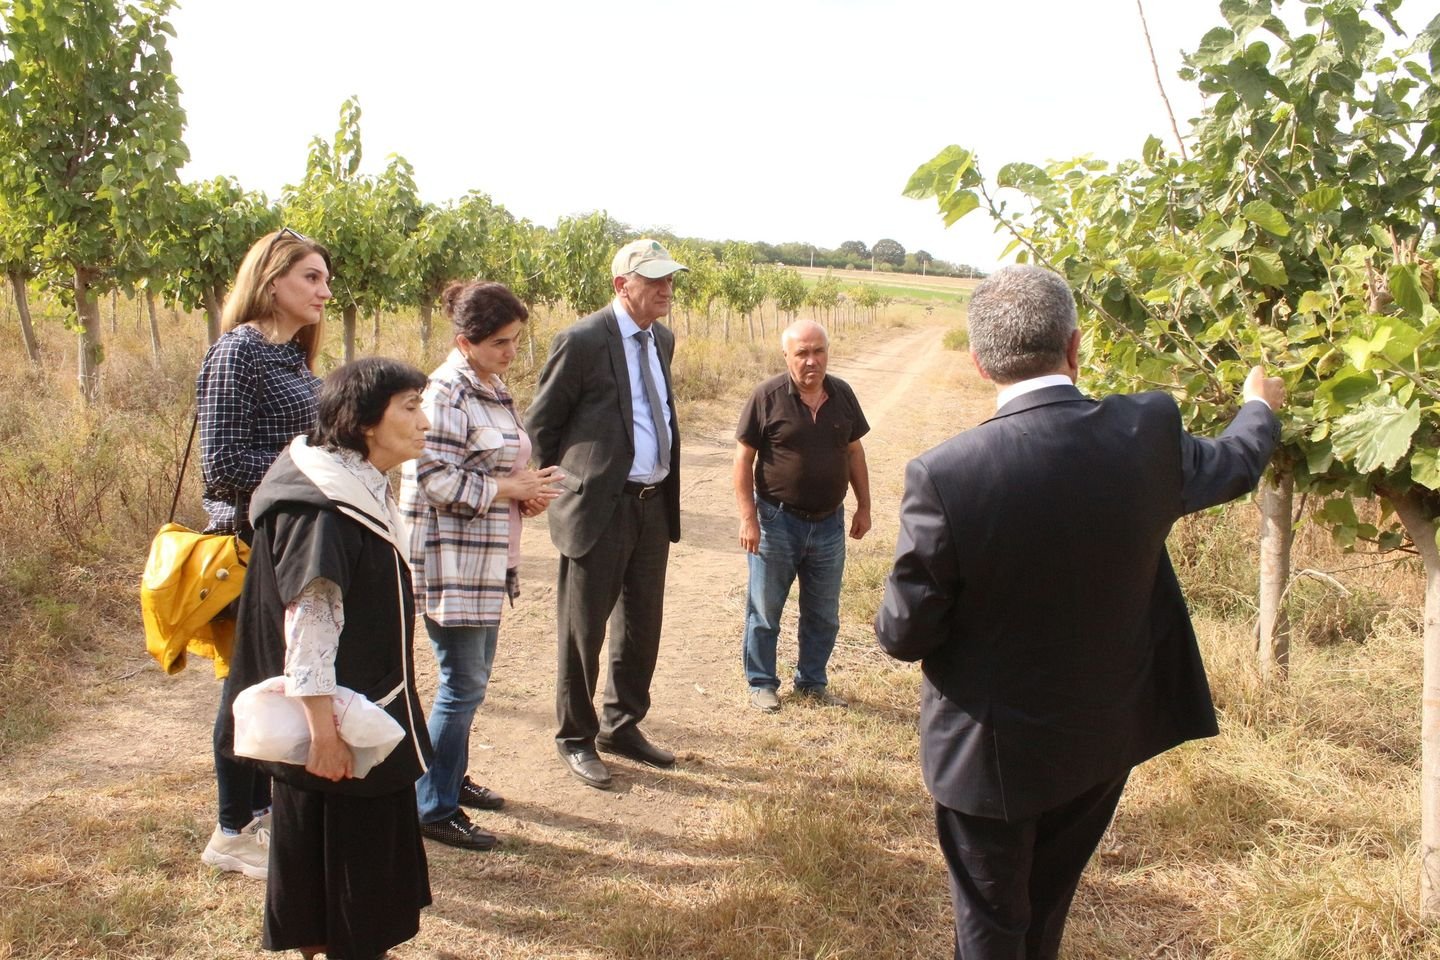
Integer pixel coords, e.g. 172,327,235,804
399,280,562,851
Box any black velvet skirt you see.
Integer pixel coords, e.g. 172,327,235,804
263,781,431,960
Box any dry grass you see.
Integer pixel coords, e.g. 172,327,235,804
3,290,1439,957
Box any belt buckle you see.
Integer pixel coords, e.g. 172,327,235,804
637,483,657,500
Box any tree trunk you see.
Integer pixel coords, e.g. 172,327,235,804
73,267,103,404
146,288,162,366
1386,490,1440,915
418,301,433,358
1385,490,1440,916
8,270,40,366
343,304,357,363
371,307,381,347
110,288,118,335
1256,468,1293,681
202,285,223,343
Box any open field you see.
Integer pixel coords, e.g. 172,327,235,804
791,266,979,304
1,293,1437,958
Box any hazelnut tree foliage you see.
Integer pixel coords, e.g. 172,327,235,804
907,0,1440,910
0,0,189,402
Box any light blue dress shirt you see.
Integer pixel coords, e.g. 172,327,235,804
614,300,673,484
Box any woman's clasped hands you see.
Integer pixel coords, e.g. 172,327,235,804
503,464,564,518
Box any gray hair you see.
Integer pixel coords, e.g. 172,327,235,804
966,265,1077,383
780,319,828,353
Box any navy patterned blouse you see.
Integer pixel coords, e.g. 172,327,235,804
196,325,321,532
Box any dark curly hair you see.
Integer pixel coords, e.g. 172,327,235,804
309,357,428,457
442,280,529,344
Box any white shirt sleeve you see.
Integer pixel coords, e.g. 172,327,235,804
283,577,344,696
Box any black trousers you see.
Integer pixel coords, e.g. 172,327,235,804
555,491,671,747
935,772,1129,960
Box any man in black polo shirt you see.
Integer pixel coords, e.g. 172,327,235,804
734,319,871,712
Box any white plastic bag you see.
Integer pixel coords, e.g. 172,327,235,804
232,677,406,778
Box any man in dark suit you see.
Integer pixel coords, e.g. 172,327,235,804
874,264,1284,959
526,239,685,789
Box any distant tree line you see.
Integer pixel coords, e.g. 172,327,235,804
656,236,986,279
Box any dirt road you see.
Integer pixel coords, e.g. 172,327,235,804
0,317,994,958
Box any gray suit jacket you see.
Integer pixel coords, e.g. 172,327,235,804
525,304,682,559
875,385,1279,821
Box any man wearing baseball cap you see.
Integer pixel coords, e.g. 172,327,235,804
526,238,687,789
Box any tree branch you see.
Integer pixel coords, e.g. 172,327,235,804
1136,0,1189,162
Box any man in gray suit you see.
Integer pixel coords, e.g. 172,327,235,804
526,239,685,789
875,265,1284,959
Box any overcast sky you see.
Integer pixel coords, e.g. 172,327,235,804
167,0,1438,269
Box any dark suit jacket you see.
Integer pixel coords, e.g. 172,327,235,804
875,385,1279,822
525,304,682,559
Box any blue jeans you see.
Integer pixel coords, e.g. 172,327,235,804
743,500,846,691
416,617,498,823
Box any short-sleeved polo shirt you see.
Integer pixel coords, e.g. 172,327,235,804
737,372,869,514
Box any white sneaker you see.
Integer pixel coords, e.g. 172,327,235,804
201,815,270,879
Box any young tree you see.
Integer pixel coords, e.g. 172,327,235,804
150,177,279,345
0,0,188,402
906,0,1440,913
548,211,620,317
720,242,765,341
670,239,720,336
0,192,41,365
770,266,809,324
395,192,512,357
284,98,419,363
807,271,842,326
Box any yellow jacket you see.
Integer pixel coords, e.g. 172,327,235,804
141,523,250,678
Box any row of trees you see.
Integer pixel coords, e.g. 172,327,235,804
723,236,982,277
908,0,1439,913
0,0,937,404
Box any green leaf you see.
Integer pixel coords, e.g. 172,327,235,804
1412,446,1440,491
1223,61,1273,109
903,146,976,199
1319,497,1359,527
1296,290,1330,313
1387,264,1427,318
940,189,981,227
1330,399,1422,473
1209,222,1248,250
996,162,1051,196
1220,0,1270,37
1342,329,1379,370
1247,249,1288,286
1305,439,1334,475
1242,200,1291,237
1142,135,1165,165
1314,366,1379,419
1301,185,1343,212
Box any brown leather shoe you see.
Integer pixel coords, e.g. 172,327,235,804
596,729,675,768
557,743,613,789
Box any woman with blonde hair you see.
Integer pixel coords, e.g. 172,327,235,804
196,228,332,879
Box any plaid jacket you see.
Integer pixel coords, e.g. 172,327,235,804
399,350,523,627
196,325,321,532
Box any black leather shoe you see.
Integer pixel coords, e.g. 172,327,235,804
596,730,675,768
557,743,613,789
458,776,505,811
420,811,499,851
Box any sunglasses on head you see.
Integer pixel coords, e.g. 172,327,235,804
262,226,313,263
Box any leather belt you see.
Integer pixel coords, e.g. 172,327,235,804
758,494,838,523
622,480,662,500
